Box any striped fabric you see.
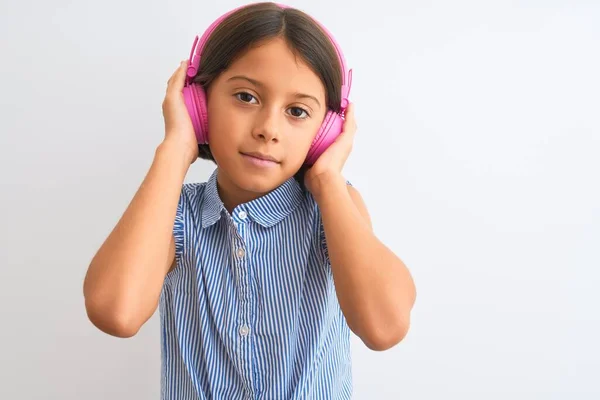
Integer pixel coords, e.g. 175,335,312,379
159,169,353,400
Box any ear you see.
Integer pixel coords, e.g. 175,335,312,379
347,185,372,230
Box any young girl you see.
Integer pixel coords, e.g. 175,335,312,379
83,2,416,399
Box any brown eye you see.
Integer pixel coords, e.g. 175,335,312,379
288,107,309,119
235,92,257,104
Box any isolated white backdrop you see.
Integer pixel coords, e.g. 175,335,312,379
1,0,598,399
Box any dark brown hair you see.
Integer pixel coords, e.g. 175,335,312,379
191,2,343,184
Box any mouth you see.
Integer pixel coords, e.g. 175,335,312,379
240,151,280,164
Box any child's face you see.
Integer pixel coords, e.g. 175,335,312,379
206,36,327,196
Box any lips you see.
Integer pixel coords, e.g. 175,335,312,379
241,151,280,163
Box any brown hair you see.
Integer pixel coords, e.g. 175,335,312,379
191,2,343,184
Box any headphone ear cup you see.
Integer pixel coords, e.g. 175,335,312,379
182,83,209,144
305,110,344,165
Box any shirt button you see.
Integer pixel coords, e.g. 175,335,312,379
236,248,245,258
238,211,247,220
239,325,250,336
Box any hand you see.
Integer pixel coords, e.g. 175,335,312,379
304,103,357,196
161,60,199,165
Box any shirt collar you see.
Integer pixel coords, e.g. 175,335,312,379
201,169,304,228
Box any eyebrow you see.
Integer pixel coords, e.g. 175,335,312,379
227,75,321,108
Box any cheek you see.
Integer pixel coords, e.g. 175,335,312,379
207,93,245,137
207,93,229,133
206,96,237,161
283,122,321,164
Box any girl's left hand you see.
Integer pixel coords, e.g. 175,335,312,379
304,103,357,196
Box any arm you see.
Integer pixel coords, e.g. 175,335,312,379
313,174,416,351
83,141,191,337
83,60,198,338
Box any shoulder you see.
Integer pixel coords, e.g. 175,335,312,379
174,181,210,230
172,181,208,265
177,181,208,208
181,181,207,198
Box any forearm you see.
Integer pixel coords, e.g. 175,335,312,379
314,175,416,350
83,140,191,336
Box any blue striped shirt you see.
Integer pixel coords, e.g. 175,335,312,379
159,169,353,399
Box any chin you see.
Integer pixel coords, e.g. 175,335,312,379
215,151,303,195
232,170,288,194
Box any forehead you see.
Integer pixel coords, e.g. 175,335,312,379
222,37,325,98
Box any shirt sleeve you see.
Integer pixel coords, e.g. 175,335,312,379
172,185,187,263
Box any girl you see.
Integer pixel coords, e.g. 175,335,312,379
83,2,416,399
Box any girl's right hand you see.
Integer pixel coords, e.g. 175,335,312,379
161,60,199,165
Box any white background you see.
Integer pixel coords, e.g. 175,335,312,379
1,0,598,398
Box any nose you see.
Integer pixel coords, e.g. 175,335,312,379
251,107,280,143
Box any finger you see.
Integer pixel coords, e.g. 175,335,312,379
343,103,357,139
167,60,188,93
344,102,355,124
333,103,356,146
167,61,182,83
172,60,189,92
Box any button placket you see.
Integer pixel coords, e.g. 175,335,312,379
229,213,254,393
232,219,251,341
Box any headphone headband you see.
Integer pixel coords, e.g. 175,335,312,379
185,3,352,110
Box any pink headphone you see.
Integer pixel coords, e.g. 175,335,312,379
182,3,353,166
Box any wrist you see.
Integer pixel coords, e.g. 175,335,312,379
157,138,196,167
